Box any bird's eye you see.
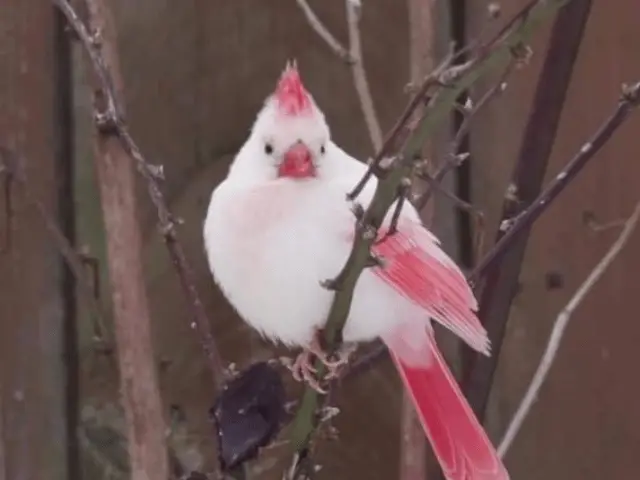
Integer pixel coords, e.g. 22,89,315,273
320,145,326,155
264,143,274,155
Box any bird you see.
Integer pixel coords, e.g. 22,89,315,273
203,62,509,480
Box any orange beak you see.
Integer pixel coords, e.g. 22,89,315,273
278,143,316,179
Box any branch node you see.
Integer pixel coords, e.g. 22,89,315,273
320,278,340,291
621,82,640,104
510,42,533,67
488,2,502,19
93,108,118,135
365,253,386,269
360,224,377,241
349,202,365,220
146,163,165,181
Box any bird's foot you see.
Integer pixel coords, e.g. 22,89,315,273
287,331,356,393
289,348,326,393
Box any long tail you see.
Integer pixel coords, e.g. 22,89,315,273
385,333,509,480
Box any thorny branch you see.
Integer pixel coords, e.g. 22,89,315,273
344,78,640,385
0,147,108,342
460,0,595,433
468,81,640,284
52,0,225,388
287,1,573,476
414,62,514,210
498,199,640,456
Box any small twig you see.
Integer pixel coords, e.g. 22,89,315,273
460,0,598,428
415,169,484,218
53,0,225,387
414,62,513,210
346,49,458,201
343,79,640,386
468,80,640,284
0,147,108,342
498,200,640,457
345,0,383,152
294,0,353,63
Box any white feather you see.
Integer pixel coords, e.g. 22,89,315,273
202,86,481,358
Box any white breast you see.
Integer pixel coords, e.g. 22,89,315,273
203,176,427,348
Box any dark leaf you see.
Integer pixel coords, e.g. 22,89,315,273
210,361,285,471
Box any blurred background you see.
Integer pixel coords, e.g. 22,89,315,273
1,0,639,479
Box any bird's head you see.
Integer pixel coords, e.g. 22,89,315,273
232,61,331,181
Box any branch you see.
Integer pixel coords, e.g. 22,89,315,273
342,78,640,384
296,0,382,152
294,0,353,63
59,0,169,478
414,63,512,210
497,200,640,457
345,0,383,151
52,0,225,387
0,147,108,343
415,168,485,220
287,0,572,474
468,81,640,284
457,0,594,428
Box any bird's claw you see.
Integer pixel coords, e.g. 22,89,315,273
286,333,356,392
289,349,327,393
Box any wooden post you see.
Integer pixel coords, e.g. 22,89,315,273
0,2,70,479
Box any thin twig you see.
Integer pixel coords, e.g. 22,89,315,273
415,169,484,218
0,147,108,342
459,0,594,432
287,1,571,475
345,0,383,152
498,200,640,457
53,0,225,387
468,80,640,284
414,63,512,210
343,79,640,385
294,0,353,63
346,48,458,201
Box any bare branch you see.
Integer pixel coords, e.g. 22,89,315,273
294,0,353,63
346,0,383,152
414,63,512,210
415,167,483,218
458,1,595,434
343,78,640,388
498,200,640,457
52,0,225,387
346,49,457,201
468,80,640,285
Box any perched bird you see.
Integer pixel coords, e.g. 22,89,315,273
204,62,509,480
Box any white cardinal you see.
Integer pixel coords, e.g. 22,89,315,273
204,63,509,480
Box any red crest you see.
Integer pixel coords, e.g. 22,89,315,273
274,61,312,116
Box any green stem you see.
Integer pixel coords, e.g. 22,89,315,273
287,0,572,468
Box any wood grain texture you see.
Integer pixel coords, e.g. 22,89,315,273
0,2,68,479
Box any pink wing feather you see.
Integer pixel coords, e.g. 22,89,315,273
373,222,489,355
370,220,509,480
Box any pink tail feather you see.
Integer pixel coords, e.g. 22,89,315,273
386,333,509,480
